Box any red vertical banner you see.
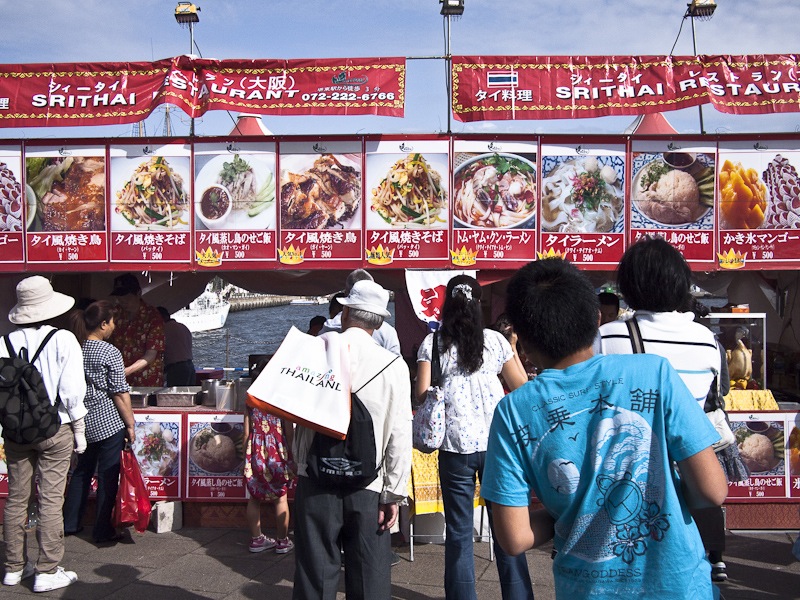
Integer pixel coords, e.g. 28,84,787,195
0,145,26,270
277,140,364,268
109,143,192,268
450,139,537,268
629,141,717,266
193,142,277,268
185,413,246,501
364,139,450,268
538,143,626,267
717,141,800,270
727,415,787,500
24,144,108,268
132,412,182,501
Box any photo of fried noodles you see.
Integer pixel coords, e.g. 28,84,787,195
454,153,536,229
370,153,446,227
115,156,189,229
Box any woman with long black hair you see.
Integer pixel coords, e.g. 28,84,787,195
63,300,136,544
415,275,532,600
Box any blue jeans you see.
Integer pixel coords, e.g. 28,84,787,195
63,428,126,542
438,450,534,600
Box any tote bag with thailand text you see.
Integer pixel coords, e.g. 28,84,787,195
246,327,352,440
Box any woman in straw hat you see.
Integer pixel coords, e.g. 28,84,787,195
1,276,87,592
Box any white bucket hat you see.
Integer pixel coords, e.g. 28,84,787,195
337,280,391,318
8,276,75,325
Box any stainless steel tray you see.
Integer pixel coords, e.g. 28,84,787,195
156,386,202,407
129,386,163,408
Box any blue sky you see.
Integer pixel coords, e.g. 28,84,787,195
2,0,799,139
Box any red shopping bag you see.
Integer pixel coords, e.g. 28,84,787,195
113,447,152,533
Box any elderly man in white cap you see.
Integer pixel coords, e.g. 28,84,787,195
319,269,401,355
1,276,87,592
292,279,412,600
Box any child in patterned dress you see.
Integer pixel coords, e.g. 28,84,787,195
244,404,296,554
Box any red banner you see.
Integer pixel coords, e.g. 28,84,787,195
0,57,405,127
452,54,800,121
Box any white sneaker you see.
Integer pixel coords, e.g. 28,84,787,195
3,562,35,586
33,566,77,592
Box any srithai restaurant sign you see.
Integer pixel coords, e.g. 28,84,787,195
452,54,800,121
0,56,405,127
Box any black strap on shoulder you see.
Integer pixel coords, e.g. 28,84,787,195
430,332,442,387
30,329,59,364
625,317,645,354
354,355,401,395
3,335,16,359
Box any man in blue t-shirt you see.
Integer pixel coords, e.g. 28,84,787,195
482,259,728,599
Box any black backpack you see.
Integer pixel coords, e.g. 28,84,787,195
307,357,399,490
0,330,62,445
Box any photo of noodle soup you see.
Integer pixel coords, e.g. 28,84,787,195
453,153,536,229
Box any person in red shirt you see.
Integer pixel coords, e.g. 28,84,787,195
108,273,165,388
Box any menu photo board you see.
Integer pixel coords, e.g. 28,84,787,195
789,413,800,499
109,142,192,267
363,138,450,268
539,142,626,268
194,142,277,268
450,139,537,268
727,413,788,501
277,140,363,267
717,140,800,269
629,140,717,265
0,145,25,270
185,413,246,501
132,412,182,500
24,144,108,268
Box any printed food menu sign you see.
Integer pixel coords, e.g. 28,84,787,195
277,140,363,266
132,413,182,500
185,413,246,501
364,139,450,267
24,145,108,267
450,139,537,267
109,143,192,265
717,141,800,269
194,142,277,267
630,141,716,265
538,143,626,267
0,146,25,269
727,415,787,500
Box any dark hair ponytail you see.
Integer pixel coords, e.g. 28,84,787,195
68,300,114,344
440,275,484,374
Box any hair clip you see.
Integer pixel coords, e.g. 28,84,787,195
452,283,473,301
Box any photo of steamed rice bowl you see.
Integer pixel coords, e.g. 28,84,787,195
631,152,715,228
189,424,244,475
540,155,624,233
734,422,784,474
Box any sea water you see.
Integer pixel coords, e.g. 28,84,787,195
191,302,396,373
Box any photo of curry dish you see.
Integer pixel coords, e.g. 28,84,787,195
26,156,106,231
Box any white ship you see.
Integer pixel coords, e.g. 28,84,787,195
172,290,231,333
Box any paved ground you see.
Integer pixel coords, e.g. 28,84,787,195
0,527,798,599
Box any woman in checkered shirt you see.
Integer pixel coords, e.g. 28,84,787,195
63,300,136,544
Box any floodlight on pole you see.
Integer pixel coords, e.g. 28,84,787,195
440,1,464,134
175,3,200,136
684,0,716,134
